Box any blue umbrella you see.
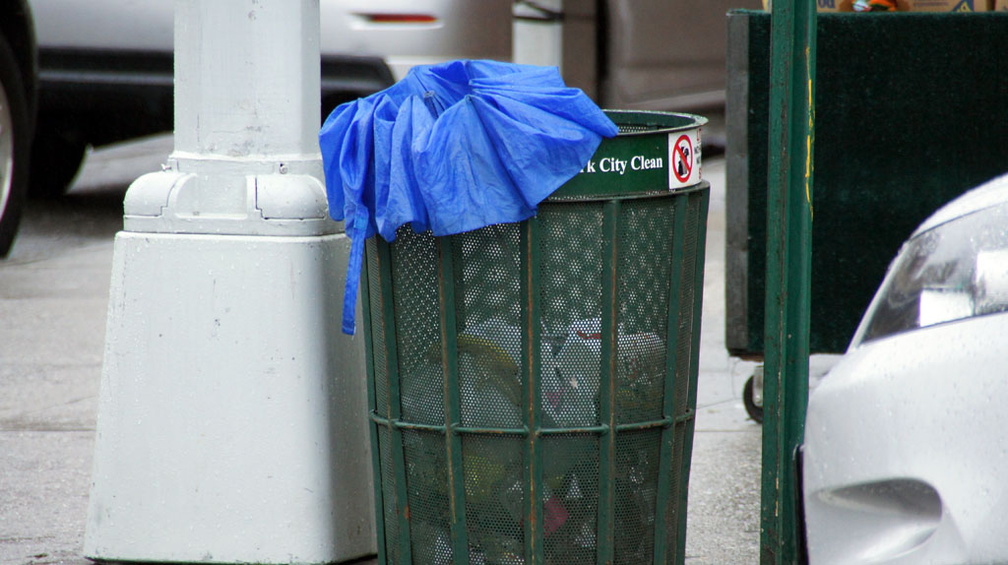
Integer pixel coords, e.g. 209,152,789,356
320,59,618,334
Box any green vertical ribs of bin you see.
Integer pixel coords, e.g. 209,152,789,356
363,111,709,565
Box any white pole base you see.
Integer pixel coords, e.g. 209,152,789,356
83,231,375,564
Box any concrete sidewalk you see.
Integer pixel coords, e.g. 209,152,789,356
0,134,763,564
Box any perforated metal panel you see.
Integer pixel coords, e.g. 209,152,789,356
361,112,709,564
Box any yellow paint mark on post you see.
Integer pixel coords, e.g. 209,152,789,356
805,49,815,219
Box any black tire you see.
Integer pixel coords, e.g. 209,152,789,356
0,31,31,258
29,122,87,199
743,375,764,424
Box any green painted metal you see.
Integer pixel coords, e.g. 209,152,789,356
760,1,815,564
728,12,1008,358
368,417,687,436
378,239,414,565
652,194,687,565
676,192,709,564
360,253,388,565
521,218,546,564
362,111,709,564
553,110,706,200
436,237,470,561
596,199,620,565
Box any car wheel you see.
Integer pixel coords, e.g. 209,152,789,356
0,31,31,258
743,375,764,424
29,123,87,199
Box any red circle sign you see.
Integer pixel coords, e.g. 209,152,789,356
673,134,694,183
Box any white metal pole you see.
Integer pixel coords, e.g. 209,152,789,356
83,1,375,563
512,0,565,69
173,0,318,160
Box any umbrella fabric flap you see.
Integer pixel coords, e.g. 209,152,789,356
319,59,618,335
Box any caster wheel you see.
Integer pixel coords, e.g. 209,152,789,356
743,374,763,424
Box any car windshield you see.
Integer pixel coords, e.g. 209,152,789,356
858,201,1008,344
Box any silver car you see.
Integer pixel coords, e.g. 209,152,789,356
1,0,756,257
803,172,1008,564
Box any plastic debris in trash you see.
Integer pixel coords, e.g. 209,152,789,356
401,315,664,560
318,60,619,334
454,318,555,428
546,318,665,427
426,317,666,428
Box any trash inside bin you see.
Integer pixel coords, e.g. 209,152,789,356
351,106,710,564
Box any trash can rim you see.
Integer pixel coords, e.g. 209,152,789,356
602,109,708,136
551,110,707,200
547,179,710,204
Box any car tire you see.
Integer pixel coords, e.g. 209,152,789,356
29,123,86,199
743,375,764,424
0,31,31,258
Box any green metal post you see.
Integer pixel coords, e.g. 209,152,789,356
761,0,816,563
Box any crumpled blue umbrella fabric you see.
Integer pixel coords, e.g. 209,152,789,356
319,59,619,335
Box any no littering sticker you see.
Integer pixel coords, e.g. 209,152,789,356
669,130,701,190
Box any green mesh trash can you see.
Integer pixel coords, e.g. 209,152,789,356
361,111,709,565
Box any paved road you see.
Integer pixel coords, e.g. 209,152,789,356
0,130,769,565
